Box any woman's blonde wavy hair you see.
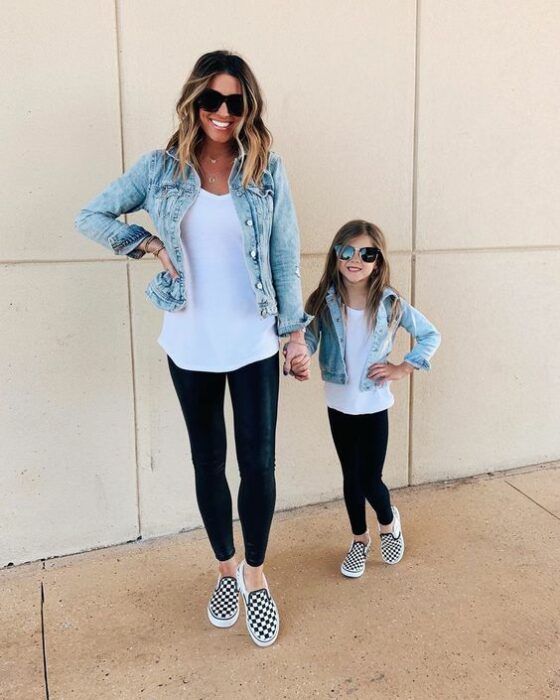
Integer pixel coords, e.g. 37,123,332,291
165,50,272,188
305,220,402,333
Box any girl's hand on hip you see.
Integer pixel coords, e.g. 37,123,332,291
367,361,414,384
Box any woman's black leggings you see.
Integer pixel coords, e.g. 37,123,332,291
327,407,393,534
168,352,279,567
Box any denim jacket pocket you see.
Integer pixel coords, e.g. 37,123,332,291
145,270,185,311
154,184,182,218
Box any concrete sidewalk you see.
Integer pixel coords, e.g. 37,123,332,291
2,465,559,700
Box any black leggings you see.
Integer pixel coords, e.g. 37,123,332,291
328,407,393,534
168,352,279,567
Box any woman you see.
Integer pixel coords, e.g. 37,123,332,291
75,51,312,647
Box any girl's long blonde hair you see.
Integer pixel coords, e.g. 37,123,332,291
305,220,402,333
165,50,272,188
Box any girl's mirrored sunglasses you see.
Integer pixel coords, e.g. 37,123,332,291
196,88,244,117
334,245,381,263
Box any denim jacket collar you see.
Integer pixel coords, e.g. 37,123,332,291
325,284,397,305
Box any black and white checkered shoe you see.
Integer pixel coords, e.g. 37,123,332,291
379,506,405,565
236,561,279,647
340,535,371,578
207,575,239,628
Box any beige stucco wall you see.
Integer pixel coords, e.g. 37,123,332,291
2,1,559,566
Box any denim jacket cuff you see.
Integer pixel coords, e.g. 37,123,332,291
403,353,431,371
277,312,314,337
109,224,151,257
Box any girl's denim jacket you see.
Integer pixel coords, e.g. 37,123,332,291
74,148,312,336
304,285,441,390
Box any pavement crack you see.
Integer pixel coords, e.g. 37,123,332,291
505,480,560,521
40,582,50,700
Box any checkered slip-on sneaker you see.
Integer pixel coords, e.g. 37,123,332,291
340,535,371,578
207,575,240,628
236,561,279,648
379,505,405,565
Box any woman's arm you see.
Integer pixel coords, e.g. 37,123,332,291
74,151,154,258
268,154,313,337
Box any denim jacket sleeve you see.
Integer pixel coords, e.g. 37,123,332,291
399,298,441,370
304,317,321,356
74,151,154,258
269,154,314,336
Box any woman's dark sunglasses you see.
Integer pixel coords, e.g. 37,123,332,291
196,89,244,117
334,244,381,263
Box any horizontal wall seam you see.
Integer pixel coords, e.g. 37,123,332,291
3,245,560,266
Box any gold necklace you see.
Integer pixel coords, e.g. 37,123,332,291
200,155,235,184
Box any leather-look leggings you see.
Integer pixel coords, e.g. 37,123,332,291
168,352,279,567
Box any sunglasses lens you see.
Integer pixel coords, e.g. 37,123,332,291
338,245,354,260
361,248,379,263
226,95,244,117
198,89,222,112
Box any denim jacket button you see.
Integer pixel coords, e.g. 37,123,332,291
250,249,257,258
256,282,263,290
246,219,253,227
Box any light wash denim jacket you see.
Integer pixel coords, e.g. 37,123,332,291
75,148,312,336
305,285,441,390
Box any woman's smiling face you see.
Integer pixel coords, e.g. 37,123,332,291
337,233,378,286
197,73,243,144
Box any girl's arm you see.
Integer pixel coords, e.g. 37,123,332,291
304,318,321,357
399,298,441,370
74,151,154,258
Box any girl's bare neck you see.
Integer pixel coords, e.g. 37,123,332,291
342,280,368,310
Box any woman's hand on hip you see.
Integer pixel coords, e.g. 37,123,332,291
140,235,179,280
157,247,179,280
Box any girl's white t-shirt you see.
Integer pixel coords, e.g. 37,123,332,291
324,306,394,415
158,189,279,371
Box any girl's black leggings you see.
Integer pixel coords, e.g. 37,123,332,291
327,407,393,534
168,352,279,567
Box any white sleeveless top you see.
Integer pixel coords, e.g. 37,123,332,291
324,307,394,415
158,189,279,371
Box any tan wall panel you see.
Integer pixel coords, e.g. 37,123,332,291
131,254,410,539
0,263,138,566
119,0,416,252
416,1,560,250
0,0,122,262
411,250,560,483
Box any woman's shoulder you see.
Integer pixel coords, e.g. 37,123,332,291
266,150,287,175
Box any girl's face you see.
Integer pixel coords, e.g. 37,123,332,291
336,233,378,286
198,73,244,145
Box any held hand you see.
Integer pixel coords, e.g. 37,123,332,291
367,361,414,384
288,351,311,381
282,341,310,380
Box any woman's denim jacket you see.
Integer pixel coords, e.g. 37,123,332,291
74,148,312,336
305,285,441,390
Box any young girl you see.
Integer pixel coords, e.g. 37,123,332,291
304,220,440,576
